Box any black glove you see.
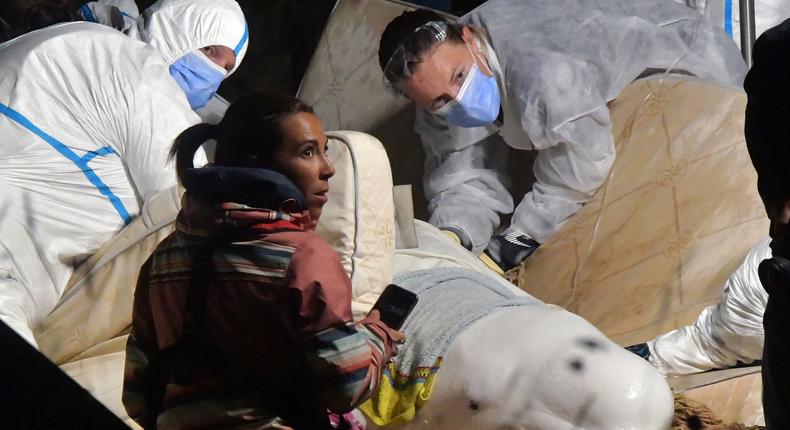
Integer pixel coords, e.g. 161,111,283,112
625,343,651,360
484,228,539,272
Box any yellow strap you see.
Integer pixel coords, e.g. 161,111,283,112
443,229,505,276
478,251,505,276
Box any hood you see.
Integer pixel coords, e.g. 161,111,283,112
127,0,248,75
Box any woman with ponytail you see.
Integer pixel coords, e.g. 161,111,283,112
122,92,403,430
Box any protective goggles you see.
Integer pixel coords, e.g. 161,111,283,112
382,20,452,96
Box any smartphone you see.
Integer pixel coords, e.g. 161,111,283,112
370,284,418,330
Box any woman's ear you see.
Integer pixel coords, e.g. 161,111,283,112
461,25,475,43
461,25,494,77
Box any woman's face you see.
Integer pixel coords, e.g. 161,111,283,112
401,27,492,111
273,112,335,223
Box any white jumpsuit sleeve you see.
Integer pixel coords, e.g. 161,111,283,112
648,238,771,376
120,79,202,203
510,106,616,243
416,108,514,254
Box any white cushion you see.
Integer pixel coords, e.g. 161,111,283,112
316,131,395,319
36,187,181,364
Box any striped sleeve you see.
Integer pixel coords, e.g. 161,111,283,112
122,257,164,430
307,323,385,412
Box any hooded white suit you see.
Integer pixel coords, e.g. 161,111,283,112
128,0,248,123
125,0,248,76
0,22,200,347
81,0,249,123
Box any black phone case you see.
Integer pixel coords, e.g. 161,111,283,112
371,284,418,330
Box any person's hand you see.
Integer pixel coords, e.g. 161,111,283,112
366,309,406,344
769,197,790,258
360,310,406,360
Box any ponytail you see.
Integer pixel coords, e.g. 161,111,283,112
170,123,218,183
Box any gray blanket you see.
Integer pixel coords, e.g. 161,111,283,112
391,267,539,383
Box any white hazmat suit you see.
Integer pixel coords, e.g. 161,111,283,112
418,0,748,254
126,0,248,76
648,238,770,376
126,0,248,123
80,0,248,123
0,22,202,347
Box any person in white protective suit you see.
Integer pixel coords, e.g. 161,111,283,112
127,0,248,123
378,0,748,273
78,0,249,123
0,20,220,348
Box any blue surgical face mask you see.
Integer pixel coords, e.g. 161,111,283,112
435,57,501,128
169,51,227,110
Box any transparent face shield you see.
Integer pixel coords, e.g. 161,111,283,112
382,20,451,96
